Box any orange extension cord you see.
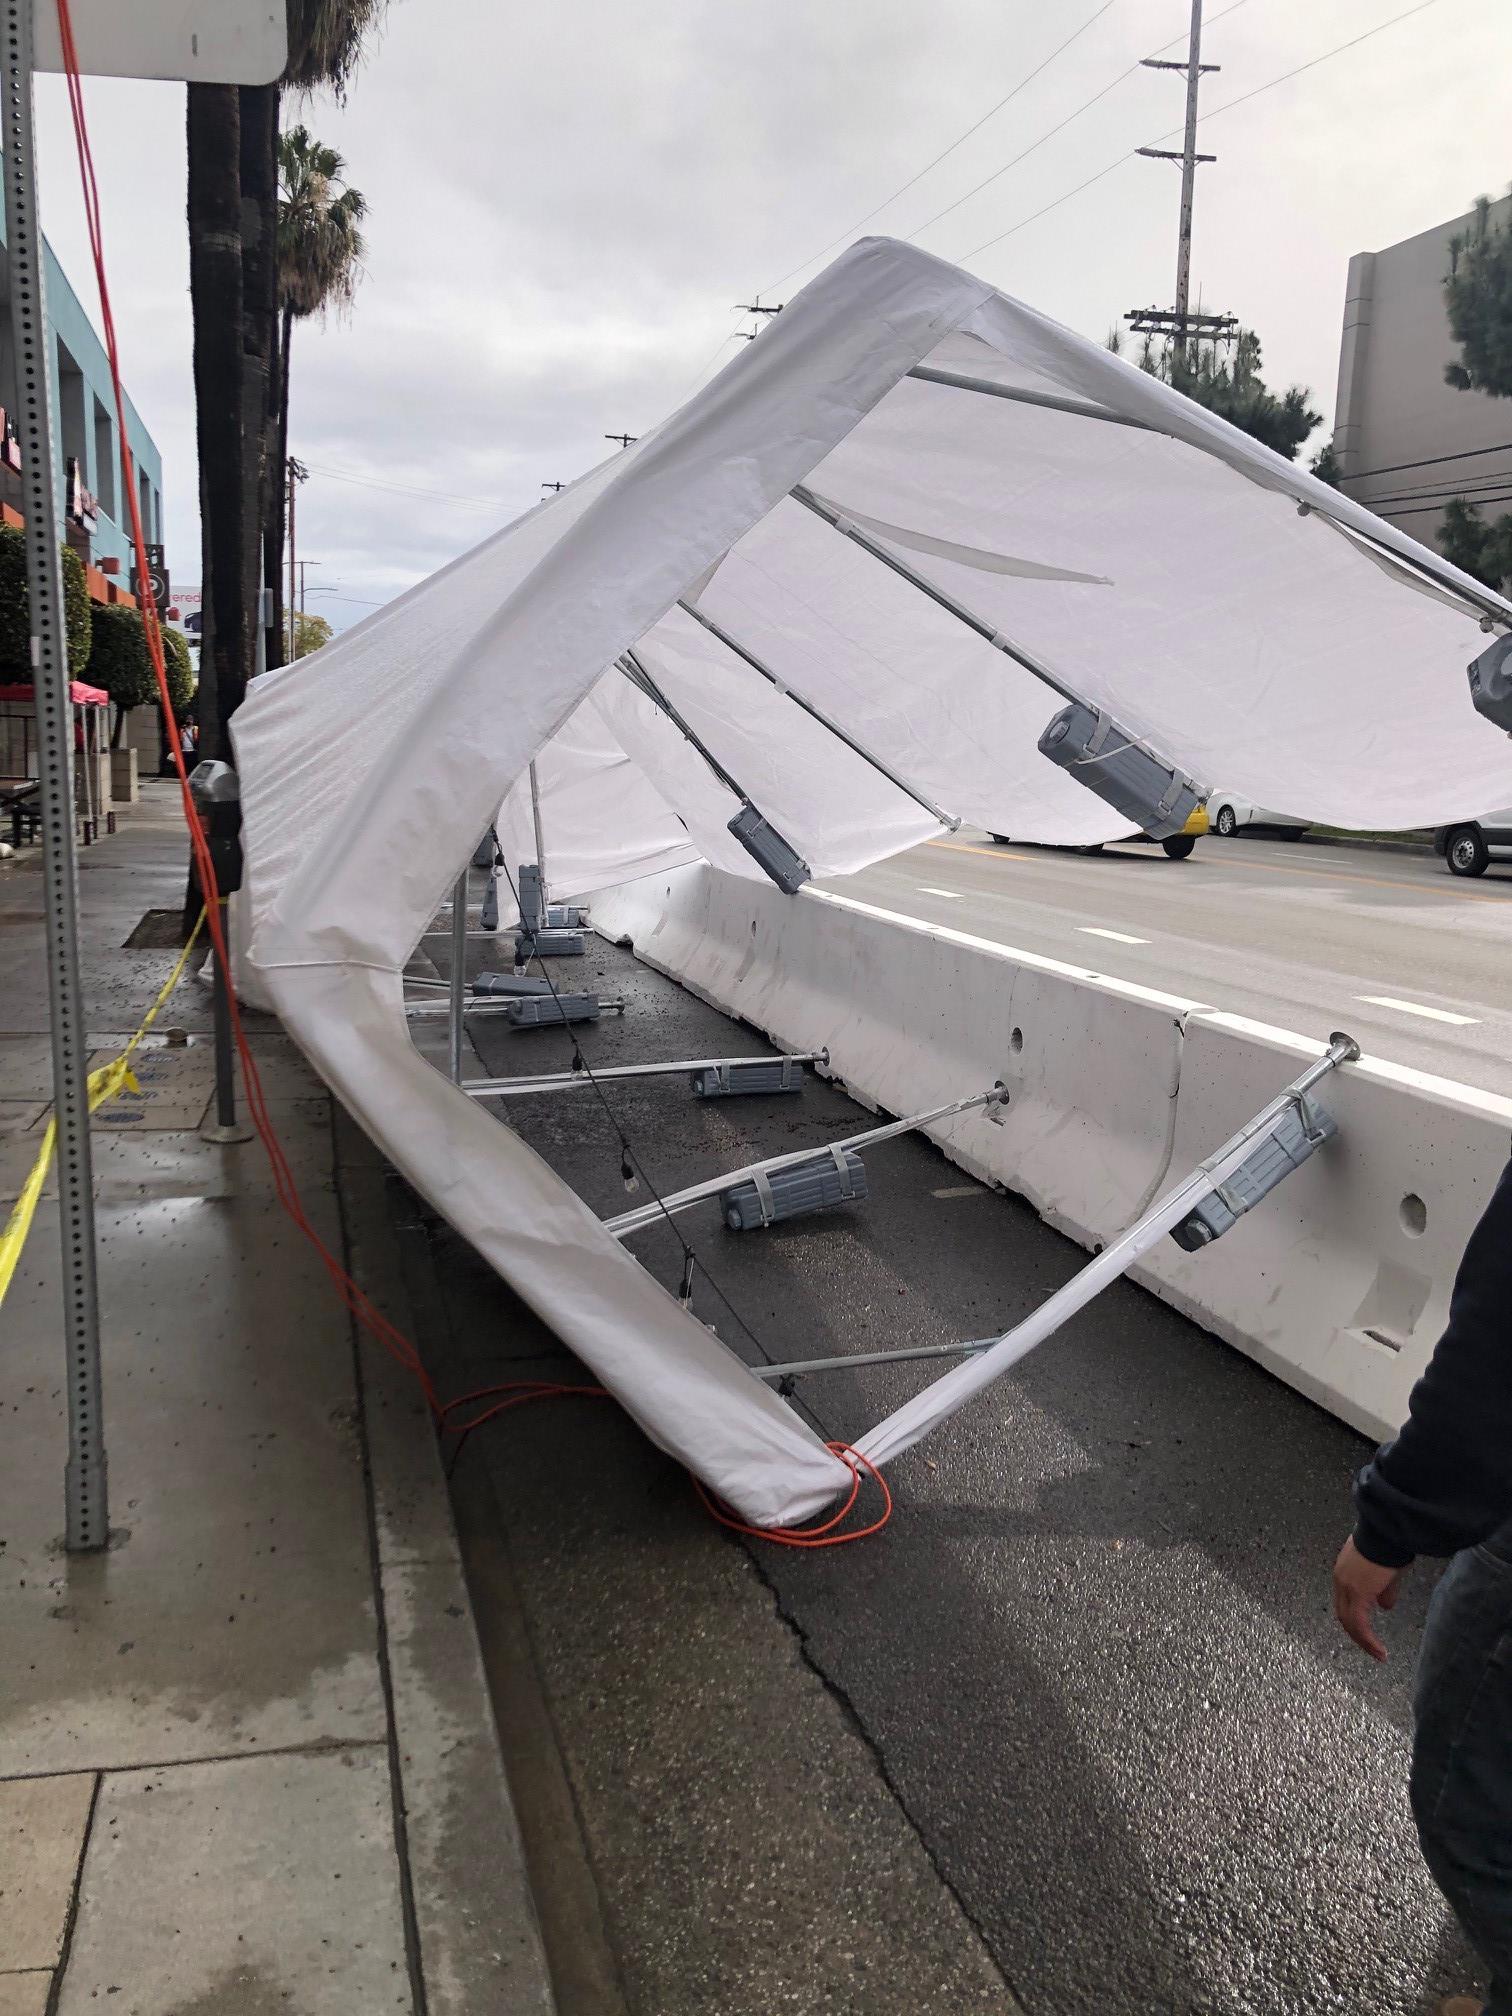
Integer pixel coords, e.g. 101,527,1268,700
53,0,889,1547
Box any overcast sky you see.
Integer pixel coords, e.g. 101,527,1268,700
27,0,1512,631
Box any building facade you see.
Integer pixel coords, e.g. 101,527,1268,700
0,208,164,605
1332,196,1512,547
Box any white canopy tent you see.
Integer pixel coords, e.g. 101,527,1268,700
234,237,1512,1526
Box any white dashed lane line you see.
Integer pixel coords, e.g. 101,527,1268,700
1356,994,1480,1026
1079,926,1149,945
916,886,963,900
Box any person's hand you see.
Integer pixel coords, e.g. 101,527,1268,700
1332,1536,1405,1661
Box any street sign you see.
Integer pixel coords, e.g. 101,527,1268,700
129,541,169,617
30,1,286,84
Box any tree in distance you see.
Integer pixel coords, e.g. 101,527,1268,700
1438,188,1512,590
1109,323,1321,461
88,602,157,746
291,609,333,659
0,523,91,680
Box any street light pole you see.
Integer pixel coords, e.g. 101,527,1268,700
2,0,108,1550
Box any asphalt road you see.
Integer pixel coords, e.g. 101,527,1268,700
822,829,1512,1097
411,926,1485,2016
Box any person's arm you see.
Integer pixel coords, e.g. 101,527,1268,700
1335,1159,1512,1658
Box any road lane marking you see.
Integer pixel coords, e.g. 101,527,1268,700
1079,926,1149,945
932,1185,983,1199
1356,995,1480,1026
916,885,963,899
924,836,1509,904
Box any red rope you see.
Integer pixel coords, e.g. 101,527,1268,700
53,0,438,1415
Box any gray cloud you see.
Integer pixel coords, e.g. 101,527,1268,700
29,0,1512,631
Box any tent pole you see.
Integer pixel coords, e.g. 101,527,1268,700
528,759,547,899
464,1049,827,1097
907,364,1147,431
755,1034,1360,1390
790,485,1081,707
907,363,1507,631
618,647,811,891
606,1085,1007,1238
447,867,467,1083
790,484,1202,785
675,598,961,831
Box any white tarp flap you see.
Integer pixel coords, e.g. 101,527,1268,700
236,236,1512,1523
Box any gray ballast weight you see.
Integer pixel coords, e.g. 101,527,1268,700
473,971,554,997
691,1058,806,1098
504,993,612,1029
721,1145,867,1231
1171,1093,1337,1250
1037,702,1200,841
727,802,811,894
1468,633,1512,734
515,929,585,959
518,861,591,933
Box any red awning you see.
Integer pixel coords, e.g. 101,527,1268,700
0,680,110,706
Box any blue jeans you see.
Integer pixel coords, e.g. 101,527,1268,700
1413,1529,1512,2014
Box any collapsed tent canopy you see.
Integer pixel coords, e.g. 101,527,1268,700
233,238,1512,1528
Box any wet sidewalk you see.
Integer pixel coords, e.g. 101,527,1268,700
0,784,553,2015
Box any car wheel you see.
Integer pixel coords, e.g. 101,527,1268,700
1280,827,1305,842
1075,843,1104,856
1446,824,1490,877
1214,804,1237,837
989,833,1011,845
1161,834,1197,860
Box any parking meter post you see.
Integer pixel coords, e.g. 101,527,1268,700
188,761,253,1144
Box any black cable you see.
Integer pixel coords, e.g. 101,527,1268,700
487,856,780,1366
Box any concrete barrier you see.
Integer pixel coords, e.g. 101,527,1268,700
593,866,1512,1446
592,865,1190,1247
1133,1012,1512,1442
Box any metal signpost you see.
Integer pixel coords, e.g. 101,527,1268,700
3,0,285,1550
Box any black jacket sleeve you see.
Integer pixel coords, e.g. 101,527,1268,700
1353,1158,1512,1569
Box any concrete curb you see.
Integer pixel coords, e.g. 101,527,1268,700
334,1111,559,2016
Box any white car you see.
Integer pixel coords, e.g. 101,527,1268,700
1206,792,1309,841
1434,808,1512,877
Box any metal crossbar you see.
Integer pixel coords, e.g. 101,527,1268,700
750,1034,1359,1389
674,598,961,831
606,1086,1008,1239
465,1051,827,1098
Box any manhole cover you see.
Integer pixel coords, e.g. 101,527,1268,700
124,908,193,950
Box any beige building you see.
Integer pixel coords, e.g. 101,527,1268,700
1332,195,1512,545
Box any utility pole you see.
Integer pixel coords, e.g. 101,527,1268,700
541,480,566,493
604,432,637,448
285,456,307,662
1125,0,1233,356
735,298,783,343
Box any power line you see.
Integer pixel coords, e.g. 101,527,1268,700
904,0,1249,251
1382,490,1512,519
1341,436,1512,482
761,0,1123,297
303,461,513,511
1354,467,1512,503
957,0,1448,264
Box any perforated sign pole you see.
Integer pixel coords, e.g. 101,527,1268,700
3,0,107,1550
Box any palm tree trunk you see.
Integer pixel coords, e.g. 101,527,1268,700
239,82,278,684
186,82,246,770
263,300,294,671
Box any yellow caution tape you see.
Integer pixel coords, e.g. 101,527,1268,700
0,907,209,1311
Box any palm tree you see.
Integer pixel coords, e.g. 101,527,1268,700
263,126,367,667
186,1,387,756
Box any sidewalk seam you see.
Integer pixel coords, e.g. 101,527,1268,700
43,1769,100,2016
333,1102,430,2016
0,1738,386,1787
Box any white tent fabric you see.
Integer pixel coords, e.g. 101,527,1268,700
235,237,1512,1526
